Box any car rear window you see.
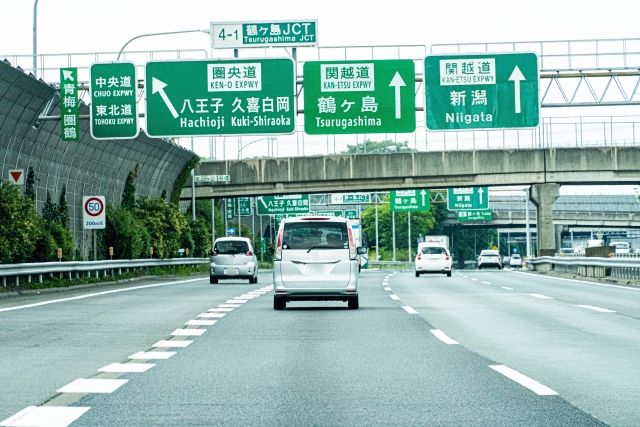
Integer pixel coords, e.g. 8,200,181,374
215,240,249,254
481,251,499,256
282,222,348,250
421,246,446,255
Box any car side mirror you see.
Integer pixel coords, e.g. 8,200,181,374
357,246,367,255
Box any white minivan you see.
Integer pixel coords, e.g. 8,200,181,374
272,217,366,310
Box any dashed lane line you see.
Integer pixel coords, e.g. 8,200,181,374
482,281,491,285
57,378,128,394
502,287,514,291
0,406,90,427
430,329,459,345
152,340,192,348
402,306,418,314
528,293,553,299
389,295,400,300
574,304,616,313
129,351,176,360
489,365,558,396
98,363,155,373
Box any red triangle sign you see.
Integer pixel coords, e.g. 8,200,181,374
10,171,23,183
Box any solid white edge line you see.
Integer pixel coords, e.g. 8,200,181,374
574,304,616,313
402,306,418,314
481,281,491,284
502,287,514,290
489,365,558,395
516,270,640,292
430,329,459,345
0,277,204,313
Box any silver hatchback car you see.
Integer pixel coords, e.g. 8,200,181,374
272,216,366,310
210,237,258,284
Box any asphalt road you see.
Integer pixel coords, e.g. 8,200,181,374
0,269,630,426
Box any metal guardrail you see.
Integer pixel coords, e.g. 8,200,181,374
526,255,640,280
1,258,208,288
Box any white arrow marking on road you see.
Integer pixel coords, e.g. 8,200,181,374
509,66,525,114
477,187,484,205
62,69,74,81
389,72,406,119
152,77,179,119
420,189,427,206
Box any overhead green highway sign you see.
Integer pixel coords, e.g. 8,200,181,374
60,67,79,142
145,58,295,137
390,189,430,212
303,60,416,134
447,187,489,210
211,20,318,48
317,210,343,217
257,195,310,215
89,62,138,140
457,209,492,221
425,52,539,130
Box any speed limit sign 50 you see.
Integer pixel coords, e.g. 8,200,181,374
83,196,106,229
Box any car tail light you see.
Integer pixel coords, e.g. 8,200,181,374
347,227,356,260
211,250,219,256
275,227,283,260
417,253,422,260
246,250,253,256
446,251,450,261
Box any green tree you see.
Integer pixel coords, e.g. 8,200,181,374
57,183,69,227
341,139,416,155
121,164,139,211
449,227,498,263
0,181,41,263
42,191,56,222
100,206,150,259
24,167,36,201
136,196,190,258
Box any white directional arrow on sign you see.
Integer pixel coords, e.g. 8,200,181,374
509,66,525,114
152,78,179,119
420,189,427,206
389,72,406,119
62,70,75,81
477,187,484,205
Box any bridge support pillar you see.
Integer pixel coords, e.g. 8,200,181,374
530,183,560,257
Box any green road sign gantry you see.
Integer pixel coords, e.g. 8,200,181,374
317,210,343,217
145,58,295,137
457,209,493,221
447,187,489,210
425,52,539,131
304,60,416,134
390,189,430,212
89,62,139,140
211,20,318,49
344,210,358,219
60,68,79,142
257,195,310,215
331,193,371,204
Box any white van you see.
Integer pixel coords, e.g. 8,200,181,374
272,216,367,310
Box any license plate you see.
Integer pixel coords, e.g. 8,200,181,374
224,268,239,275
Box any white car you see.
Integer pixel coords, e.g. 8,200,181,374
509,254,523,269
415,244,452,277
478,250,502,269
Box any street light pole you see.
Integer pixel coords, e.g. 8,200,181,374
33,0,38,77
117,29,209,60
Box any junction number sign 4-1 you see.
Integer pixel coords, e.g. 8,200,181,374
211,20,318,48
424,52,539,131
145,58,296,137
304,60,416,134
83,196,106,229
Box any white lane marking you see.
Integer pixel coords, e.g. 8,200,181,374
574,304,617,313
57,378,128,394
482,281,491,285
238,295,257,299
209,308,233,312
528,293,553,299
170,329,206,336
0,406,90,427
218,304,241,308
517,271,640,292
471,278,478,281
464,276,468,278
198,313,225,318
152,340,192,348
389,295,400,300
0,278,204,313
227,299,248,304
98,363,155,373
502,287,514,291
129,351,176,360
430,329,459,345
186,319,217,326
402,306,418,314
489,365,558,395
384,287,391,291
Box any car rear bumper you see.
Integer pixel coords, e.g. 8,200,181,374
210,263,256,279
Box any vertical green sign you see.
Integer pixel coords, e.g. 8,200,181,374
60,68,79,142
344,210,358,219
303,60,416,134
390,189,430,212
424,52,539,130
447,187,489,210
457,210,492,221
89,62,139,140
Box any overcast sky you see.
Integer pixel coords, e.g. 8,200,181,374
2,0,639,194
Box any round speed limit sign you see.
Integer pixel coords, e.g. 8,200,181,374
82,196,106,229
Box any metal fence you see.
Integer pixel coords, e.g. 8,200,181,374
0,258,208,288
527,255,640,280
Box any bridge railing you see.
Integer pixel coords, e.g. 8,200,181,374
0,258,209,289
